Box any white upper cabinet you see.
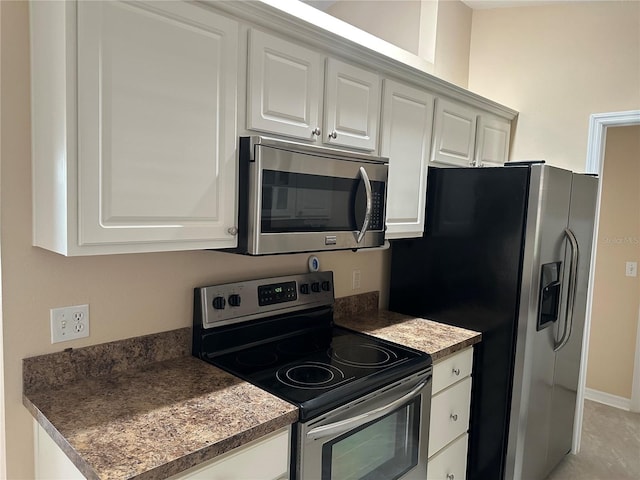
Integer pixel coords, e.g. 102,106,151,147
31,1,239,255
431,98,511,168
431,98,478,167
324,58,381,151
475,114,511,167
247,29,381,152
247,29,323,141
380,80,434,239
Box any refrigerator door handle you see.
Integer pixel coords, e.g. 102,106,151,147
554,228,579,352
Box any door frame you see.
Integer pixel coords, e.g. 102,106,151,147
575,109,640,452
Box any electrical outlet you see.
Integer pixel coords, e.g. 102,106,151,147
352,270,361,290
50,304,89,343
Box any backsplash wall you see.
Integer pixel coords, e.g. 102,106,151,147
0,2,389,477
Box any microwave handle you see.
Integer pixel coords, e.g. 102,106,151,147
356,166,372,243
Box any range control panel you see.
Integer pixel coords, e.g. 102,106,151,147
197,271,334,329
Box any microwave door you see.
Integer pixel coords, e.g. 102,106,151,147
249,142,387,254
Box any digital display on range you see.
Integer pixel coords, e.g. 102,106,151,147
258,281,297,306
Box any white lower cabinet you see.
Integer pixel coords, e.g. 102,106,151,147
166,427,290,480
34,421,290,480
427,433,469,480
427,348,474,480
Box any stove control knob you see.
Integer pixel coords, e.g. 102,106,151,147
300,283,310,295
311,282,320,293
321,281,331,291
228,294,241,307
212,296,226,310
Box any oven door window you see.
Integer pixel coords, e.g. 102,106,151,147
321,398,420,480
260,169,384,233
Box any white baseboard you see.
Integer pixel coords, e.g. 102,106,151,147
584,387,631,411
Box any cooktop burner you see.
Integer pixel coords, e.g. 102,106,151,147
192,271,432,421
276,362,351,389
330,342,397,368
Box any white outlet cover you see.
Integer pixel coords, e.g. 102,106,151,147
626,261,638,278
50,304,90,343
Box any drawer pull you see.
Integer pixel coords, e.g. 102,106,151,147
447,474,455,480
450,413,458,421
452,368,461,376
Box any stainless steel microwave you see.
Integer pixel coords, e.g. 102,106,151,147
234,136,388,255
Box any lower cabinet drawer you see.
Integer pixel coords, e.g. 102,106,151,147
428,376,472,456
427,433,469,480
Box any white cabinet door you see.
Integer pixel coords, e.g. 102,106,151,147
76,1,238,248
247,29,323,141
167,427,290,480
475,114,511,167
429,376,472,456
380,80,434,239
431,98,477,167
432,347,474,395
427,433,469,480
34,420,290,480
324,58,381,151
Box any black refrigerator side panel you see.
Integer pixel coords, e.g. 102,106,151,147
389,166,530,480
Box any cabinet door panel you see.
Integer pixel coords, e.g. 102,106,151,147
380,80,434,239
324,58,380,151
427,433,469,480
431,98,477,167
77,1,237,246
167,428,290,480
247,29,322,140
432,347,473,395
429,376,472,456
476,114,511,167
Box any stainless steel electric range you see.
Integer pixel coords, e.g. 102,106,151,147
192,271,433,480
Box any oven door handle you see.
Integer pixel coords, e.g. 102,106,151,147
355,166,372,244
306,378,429,442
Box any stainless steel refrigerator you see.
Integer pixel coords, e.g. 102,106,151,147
388,163,598,480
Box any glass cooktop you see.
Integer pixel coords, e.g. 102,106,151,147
206,325,431,420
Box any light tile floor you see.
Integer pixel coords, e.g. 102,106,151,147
546,399,640,479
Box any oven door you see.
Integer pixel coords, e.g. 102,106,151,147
247,140,388,255
297,369,431,480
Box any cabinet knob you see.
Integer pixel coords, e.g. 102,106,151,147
469,159,478,167
452,368,461,376
450,413,458,421
312,127,321,136
328,130,338,139
227,227,238,236
447,474,455,480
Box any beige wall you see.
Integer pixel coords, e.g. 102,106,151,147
0,2,389,477
468,1,640,172
434,0,472,88
326,0,472,88
587,125,640,398
327,0,422,55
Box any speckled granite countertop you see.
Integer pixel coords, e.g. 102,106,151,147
335,292,481,362
23,328,297,480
